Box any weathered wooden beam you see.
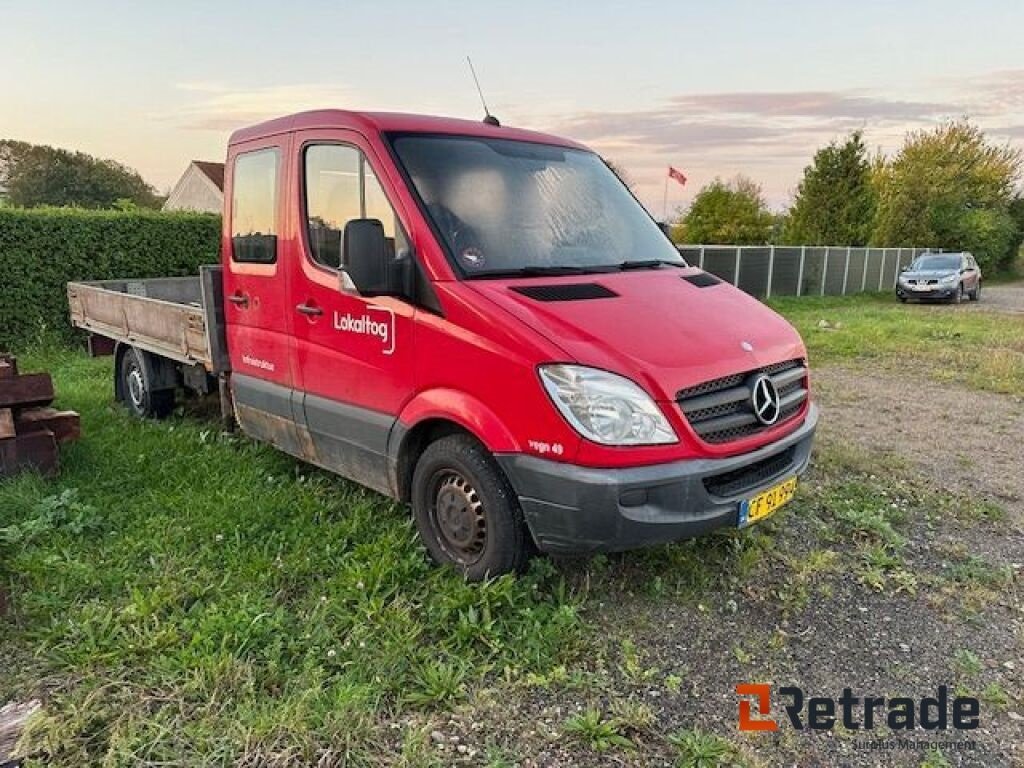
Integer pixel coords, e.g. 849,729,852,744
0,356,16,379
0,700,41,766
15,408,81,444
0,409,14,440
0,430,59,478
0,373,54,409
87,334,115,357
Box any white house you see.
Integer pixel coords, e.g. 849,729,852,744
162,161,224,214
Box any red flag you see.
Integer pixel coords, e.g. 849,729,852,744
668,166,687,186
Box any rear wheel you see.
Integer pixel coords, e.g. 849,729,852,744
119,347,175,419
412,434,531,580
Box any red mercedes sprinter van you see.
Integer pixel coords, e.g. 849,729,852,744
72,110,817,580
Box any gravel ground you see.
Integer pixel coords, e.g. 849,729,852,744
968,283,1024,316
813,366,1024,518
407,363,1024,768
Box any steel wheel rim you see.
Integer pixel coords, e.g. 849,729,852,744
429,470,486,564
127,364,145,409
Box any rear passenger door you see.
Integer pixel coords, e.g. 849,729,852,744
288,134,417,495
223,140,306,457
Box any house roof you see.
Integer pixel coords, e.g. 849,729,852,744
192,161,225,192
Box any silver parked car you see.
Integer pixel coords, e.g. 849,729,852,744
896,252,982,304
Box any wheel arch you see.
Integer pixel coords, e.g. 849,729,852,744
389,389,520,502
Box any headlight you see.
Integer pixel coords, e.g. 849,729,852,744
538,364,677,445
941,274,958,284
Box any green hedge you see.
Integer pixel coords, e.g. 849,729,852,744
0,208,222,349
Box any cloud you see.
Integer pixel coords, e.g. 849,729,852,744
541,80,1024,209
164,83,358,130
952,69,1024,115
671,91,955,121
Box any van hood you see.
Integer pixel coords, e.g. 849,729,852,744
467,267,806,401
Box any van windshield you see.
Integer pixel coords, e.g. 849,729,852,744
390,135,683,277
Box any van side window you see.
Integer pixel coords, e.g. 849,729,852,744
231,149,279,264
305,144,408,270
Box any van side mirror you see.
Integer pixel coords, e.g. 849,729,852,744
342,219,390,295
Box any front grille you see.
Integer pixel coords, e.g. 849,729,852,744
703,446,797,498
676,359,808,444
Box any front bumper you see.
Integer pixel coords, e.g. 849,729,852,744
897,284,957,299
497,404,818,554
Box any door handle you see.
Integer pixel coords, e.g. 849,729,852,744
227,292,249,308
296,302,324,317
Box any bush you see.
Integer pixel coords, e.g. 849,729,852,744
0,207,221,349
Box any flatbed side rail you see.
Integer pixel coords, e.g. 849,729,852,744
67,276,215,370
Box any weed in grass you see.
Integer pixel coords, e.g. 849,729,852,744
832,497,905,548
665,674,683,694
403,659,468,708
855,543,915,593
619,637,657,684
608,697,655,733
944,555,1012,588
563,708,634,752
775,548,839,613
483,744,518,768
953,649,983,677
732,645,752,665
396,726,442,768
920,747,953,768
980,683,1012,712
669,728,738,768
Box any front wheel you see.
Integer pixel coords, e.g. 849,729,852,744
951,283,964,304
970,282,981,301
411,434,531,580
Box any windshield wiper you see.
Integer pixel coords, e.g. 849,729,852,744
615,259,686,271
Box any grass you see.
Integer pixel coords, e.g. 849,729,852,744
2,289,1020,764
668,728,740,768
563,708,634,752
0,347,582,765
769,293,1024,395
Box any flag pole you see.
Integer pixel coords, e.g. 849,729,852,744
661,171,669,222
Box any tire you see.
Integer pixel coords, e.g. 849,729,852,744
898,295,907,304
970,282,981,302
119,347,175,419
951,283,964,304
411,433,531,580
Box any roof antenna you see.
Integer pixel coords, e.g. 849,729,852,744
467,56,500,126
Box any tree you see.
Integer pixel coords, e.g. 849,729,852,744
784,130,875,246
0,140,160,209
872,121,1023,271
672,176,775,244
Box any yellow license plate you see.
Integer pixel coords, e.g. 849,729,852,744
740,477,797,526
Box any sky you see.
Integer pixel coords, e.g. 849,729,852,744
4,1,1024,214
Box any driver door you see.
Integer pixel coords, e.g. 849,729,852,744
288,133,416,495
